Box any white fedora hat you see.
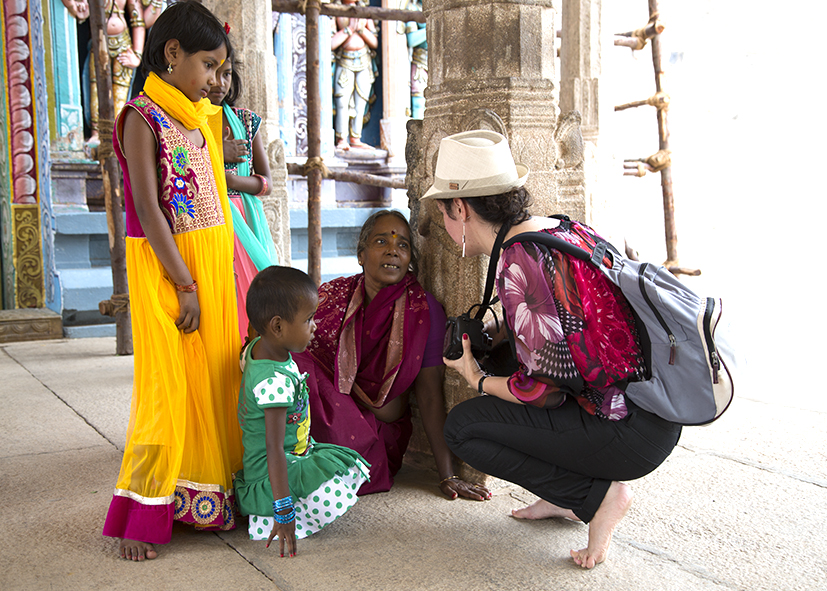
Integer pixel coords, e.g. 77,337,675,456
421,129,529,200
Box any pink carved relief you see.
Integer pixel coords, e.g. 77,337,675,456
4,0,37,204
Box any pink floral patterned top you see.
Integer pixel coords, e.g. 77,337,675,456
496,225,646,420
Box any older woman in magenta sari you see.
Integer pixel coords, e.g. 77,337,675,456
294,210,490,499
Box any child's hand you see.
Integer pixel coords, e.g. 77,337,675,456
175,291,200,333
266,521,297,557
223,127,248,163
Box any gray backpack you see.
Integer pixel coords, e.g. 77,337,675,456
503,218,734,426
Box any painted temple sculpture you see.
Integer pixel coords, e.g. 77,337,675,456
331,0,378,151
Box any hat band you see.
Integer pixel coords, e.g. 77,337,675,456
430,170,518,194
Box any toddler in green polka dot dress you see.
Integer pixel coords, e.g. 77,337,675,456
233,267,370,557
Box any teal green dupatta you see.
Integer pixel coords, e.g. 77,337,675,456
224,103,279,270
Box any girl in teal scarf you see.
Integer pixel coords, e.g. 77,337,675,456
209,52,279,338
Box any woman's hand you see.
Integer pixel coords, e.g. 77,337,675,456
444,332,524,404
442,333,485,390
267,521,297,558
223,127,248,163
440,476,492,501
175,291,200,333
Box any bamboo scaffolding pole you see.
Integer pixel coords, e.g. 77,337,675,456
305,0,323,285
286,163,406,189
615,1,698,276
647,0,682,270
613,13,664,50
614,90,669,112
89,0,133,354
272,0,424,23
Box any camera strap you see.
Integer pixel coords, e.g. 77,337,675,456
473,221,512,322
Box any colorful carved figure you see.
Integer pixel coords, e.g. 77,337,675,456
87,0,147,151
141,0,165,29
403,0,426,119
331,0,378,150
61,0,90,21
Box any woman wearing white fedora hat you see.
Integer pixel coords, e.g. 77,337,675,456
427,130,681,569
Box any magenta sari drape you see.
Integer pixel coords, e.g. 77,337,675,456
294,272,430,494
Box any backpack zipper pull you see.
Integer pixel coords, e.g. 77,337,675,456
668,334,677,365
710,350,720,384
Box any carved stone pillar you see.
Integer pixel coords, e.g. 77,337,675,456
0,0,58,314
203,0,290,265
559,0,601,225
405,0,586,482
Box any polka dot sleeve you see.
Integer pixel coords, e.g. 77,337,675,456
253,371,295,408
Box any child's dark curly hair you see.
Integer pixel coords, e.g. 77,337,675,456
246,266,318,335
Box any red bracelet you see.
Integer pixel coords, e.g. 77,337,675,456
253,174,268,196
175,281,198,292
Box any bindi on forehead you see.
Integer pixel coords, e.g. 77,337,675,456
374,229,409,239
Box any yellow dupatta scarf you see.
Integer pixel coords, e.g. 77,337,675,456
142,72,233,238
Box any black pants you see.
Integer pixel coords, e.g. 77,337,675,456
444,396,682,522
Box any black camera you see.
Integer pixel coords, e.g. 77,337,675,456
443,312,493,360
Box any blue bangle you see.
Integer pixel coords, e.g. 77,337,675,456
273,496,293,512
273,509,295,524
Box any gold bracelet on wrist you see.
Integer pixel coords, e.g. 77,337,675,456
439,475,459,486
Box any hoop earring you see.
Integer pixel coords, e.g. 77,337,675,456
167,63,173,74
461,221,466,258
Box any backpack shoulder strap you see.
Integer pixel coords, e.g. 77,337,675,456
502,226,620,269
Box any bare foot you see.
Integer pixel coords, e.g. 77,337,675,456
570,481,633,569
511,498,580,521
119,538,158,561
349,138,374,150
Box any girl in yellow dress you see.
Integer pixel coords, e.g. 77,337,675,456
102,1,241,561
